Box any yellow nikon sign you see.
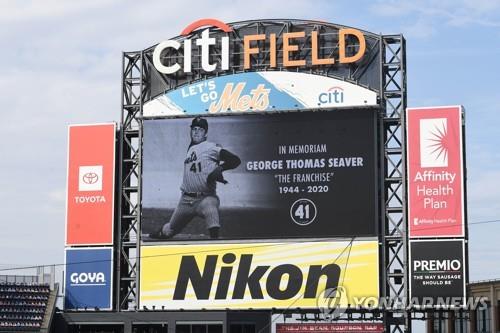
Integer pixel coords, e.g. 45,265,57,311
140,240,379,309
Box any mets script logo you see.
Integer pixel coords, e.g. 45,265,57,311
185,151,197,164
78,165,103,191
318,86,344,105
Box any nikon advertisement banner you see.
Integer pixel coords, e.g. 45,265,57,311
410,240,466,308
142,108,377,241
139,240,379,310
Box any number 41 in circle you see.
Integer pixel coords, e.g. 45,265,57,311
290,198,317,226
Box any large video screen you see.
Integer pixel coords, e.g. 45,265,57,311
141,108,378,242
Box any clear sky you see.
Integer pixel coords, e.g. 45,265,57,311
1,0,499,329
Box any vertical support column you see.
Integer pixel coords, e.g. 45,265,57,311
380,34,408,333
469,308,476,333
426,311,433,333
491,285,498,333
117,51,144,310
448,311,455,333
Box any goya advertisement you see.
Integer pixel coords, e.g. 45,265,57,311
141,108,377,242
64,248,113,310
144,72,377,117
406,106,465,237
139,240,379,310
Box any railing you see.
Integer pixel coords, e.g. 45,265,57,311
0,275,39,284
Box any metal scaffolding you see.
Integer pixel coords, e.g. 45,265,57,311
380,35,408,333
118,19,408,332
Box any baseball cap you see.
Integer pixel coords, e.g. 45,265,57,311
190,116,208,131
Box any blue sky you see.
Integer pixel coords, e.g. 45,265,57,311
0,0,499,326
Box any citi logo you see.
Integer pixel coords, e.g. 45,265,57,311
70,272,106,286
318,87,344,105
153,19,232,74
78,165,103,192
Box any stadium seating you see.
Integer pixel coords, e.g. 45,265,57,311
0,282,50,332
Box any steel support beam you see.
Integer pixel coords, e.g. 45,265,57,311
118,51,143,311
380,34,408,333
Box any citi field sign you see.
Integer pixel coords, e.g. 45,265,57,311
146,19,377,117
153,18,366,75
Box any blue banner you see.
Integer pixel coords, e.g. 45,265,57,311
64,248,113,310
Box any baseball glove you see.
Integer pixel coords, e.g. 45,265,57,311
207,166,228,184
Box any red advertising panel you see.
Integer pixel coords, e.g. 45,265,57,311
276,324,384,333
66,123,116,245
406,106,464,237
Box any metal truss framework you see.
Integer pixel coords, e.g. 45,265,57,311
380,35,408,333
118,21,407,332
117,51,142,310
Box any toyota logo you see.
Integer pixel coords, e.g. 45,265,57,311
82,172,99,184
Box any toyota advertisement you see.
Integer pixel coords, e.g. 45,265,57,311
141,108,378,242
66,123,116,245
409,240,466,308
406,106,465,237
64,248,113,310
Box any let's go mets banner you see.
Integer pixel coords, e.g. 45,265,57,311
143,72,377,117
139,240,379,309
406,106,465,237
66,123,116,245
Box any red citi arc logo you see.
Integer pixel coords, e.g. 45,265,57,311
82,172,99,185
180,18,232,36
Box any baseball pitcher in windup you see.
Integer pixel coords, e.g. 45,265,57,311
150,116,241,240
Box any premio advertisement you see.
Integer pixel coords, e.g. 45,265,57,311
409,240,466,308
